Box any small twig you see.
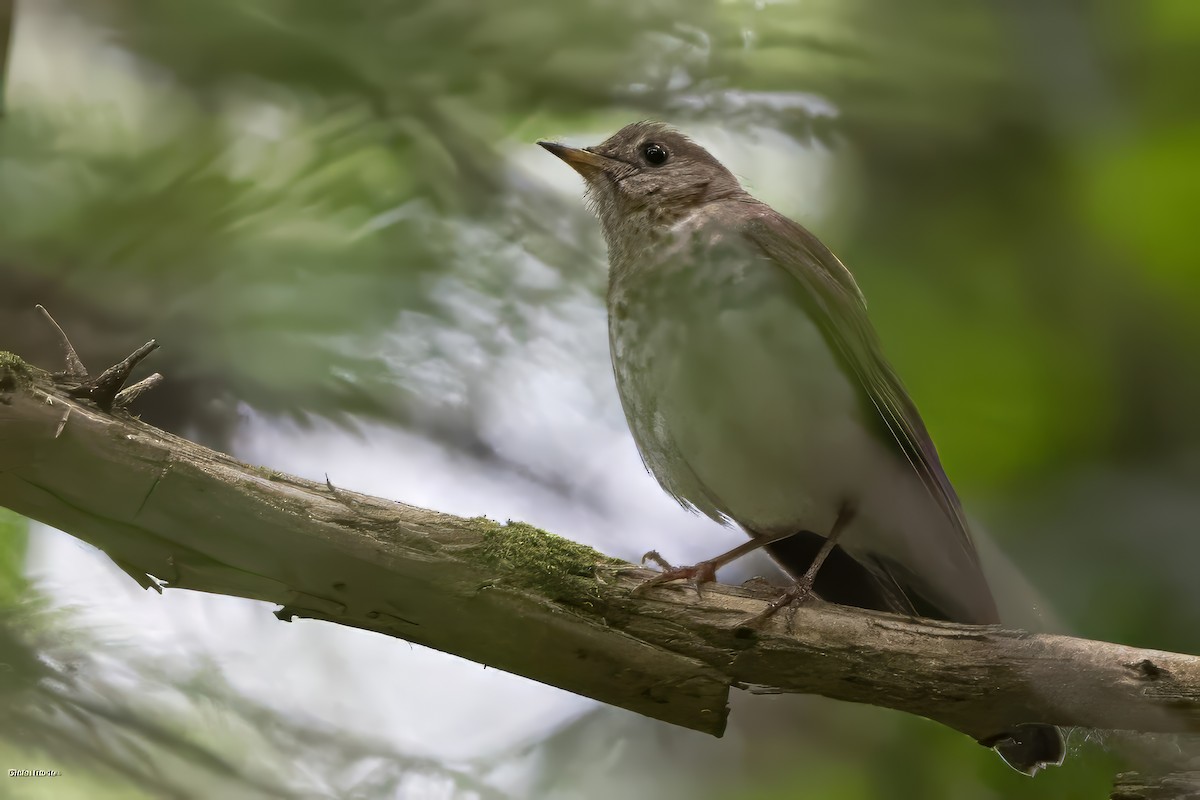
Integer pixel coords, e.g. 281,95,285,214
34,306,161,412
325,473,352,503
54,405,71,439
324,473,398,523
65,340,158,412
36,304,88,379
115,373,164,409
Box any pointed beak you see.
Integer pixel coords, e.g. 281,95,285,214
537,141,621,179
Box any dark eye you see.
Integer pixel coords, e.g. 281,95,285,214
642,142,669,166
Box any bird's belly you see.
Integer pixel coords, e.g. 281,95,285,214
613,294,867,537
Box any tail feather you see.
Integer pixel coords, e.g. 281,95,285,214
765,532,1066,777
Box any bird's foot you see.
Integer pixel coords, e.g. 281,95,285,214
744,576,821,627
632,550,719,597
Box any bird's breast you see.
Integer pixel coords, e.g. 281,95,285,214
608,258,869,536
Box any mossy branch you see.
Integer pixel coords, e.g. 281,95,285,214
2,352,1200,795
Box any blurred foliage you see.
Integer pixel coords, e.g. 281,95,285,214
0,526,507,799
0,508,29,605
2,0,1200,797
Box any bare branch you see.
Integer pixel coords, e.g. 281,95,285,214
2,352,1199,770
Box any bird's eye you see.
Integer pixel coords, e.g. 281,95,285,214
641,142,669,166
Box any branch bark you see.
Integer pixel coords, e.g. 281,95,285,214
2,353,1200,767
1112,771,1200,800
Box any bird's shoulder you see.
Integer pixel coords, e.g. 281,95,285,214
678,199,863,296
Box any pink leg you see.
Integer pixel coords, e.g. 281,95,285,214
748,505,855,624
634,531,795,596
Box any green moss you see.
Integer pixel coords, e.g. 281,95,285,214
250,465,285,481
472,517,623,602
0,352,37,394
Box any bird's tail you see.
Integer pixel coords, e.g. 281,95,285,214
989,724,1066,776
765,533,1067,777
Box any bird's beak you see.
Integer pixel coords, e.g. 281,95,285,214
537,141,620,179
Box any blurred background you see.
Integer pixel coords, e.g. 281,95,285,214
1,0,1198,797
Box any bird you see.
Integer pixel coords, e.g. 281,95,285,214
538,121,1065,776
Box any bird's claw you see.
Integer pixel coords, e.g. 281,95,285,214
744,577,821,627
640,550,673,571
632,550,718,597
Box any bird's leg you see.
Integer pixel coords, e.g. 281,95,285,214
747,504,855,625
634,532,796,597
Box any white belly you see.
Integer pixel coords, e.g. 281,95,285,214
613,285,866,535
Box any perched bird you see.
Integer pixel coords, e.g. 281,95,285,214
539,121,1064,775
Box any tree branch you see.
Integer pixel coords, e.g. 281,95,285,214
1112,771,1200,800
2,352,1200,764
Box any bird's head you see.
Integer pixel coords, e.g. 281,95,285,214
539,121,745,246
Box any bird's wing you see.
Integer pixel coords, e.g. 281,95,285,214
736,208,989,585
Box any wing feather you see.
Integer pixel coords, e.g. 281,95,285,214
740,210,986,576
